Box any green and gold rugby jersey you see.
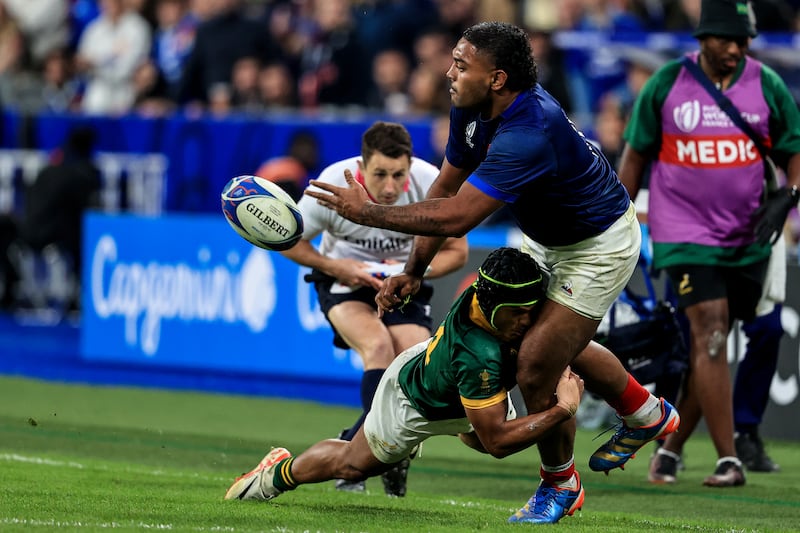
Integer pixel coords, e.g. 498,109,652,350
397,286,518,421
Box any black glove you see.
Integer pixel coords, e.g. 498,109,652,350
754,186,799,245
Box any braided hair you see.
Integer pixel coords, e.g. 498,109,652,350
474,247,544,328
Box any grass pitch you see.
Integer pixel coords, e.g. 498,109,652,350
1,375,799,532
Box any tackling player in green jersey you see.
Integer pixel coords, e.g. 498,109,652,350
225,248,585,518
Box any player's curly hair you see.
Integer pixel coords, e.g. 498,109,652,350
462,22,538,92
475,247,544,328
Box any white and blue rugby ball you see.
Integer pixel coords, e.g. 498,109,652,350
221,175,304,251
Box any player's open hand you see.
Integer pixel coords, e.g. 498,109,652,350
305,169,372,224
330,258,383,291
375,272,422,316
555,366,584,418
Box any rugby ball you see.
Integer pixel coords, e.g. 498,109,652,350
221,175,304,251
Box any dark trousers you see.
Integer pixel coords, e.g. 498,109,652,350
0,215,19,308
733,304,783,431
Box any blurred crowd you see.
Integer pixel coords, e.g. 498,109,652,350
2,0,800,237
1,0,800,311
0,0,799,126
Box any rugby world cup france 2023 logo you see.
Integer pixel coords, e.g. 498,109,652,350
673,101,701,133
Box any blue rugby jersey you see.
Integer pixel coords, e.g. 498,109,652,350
446,85,630,246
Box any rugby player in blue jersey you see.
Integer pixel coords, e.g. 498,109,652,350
306,21,680,524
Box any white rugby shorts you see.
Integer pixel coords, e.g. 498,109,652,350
521,202,641,320
363,340,472,464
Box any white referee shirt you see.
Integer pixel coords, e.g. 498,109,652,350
297,156,439,264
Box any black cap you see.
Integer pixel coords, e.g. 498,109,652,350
693,0,757,39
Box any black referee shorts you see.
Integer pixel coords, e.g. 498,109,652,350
307,269,433,349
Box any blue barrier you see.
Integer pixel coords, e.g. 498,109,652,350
1,111,439,213
79,212,516,388
81,211,360,381
0,313,366,406
80,211,516,369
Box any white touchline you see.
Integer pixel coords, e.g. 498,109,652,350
0,453,227,482
0,453,85,469
0,518,240,531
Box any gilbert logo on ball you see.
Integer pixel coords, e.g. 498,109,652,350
221,175,304,251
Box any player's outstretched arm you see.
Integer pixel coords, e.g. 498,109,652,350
426,236,469,280
464,368,584,459
401,158,475,277
306,169,502,237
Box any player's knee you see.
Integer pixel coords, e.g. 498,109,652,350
359,340,395,368
516,362,548,387
707,329,726,358
362,350,394,369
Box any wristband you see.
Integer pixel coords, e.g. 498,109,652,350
790,185,800,206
